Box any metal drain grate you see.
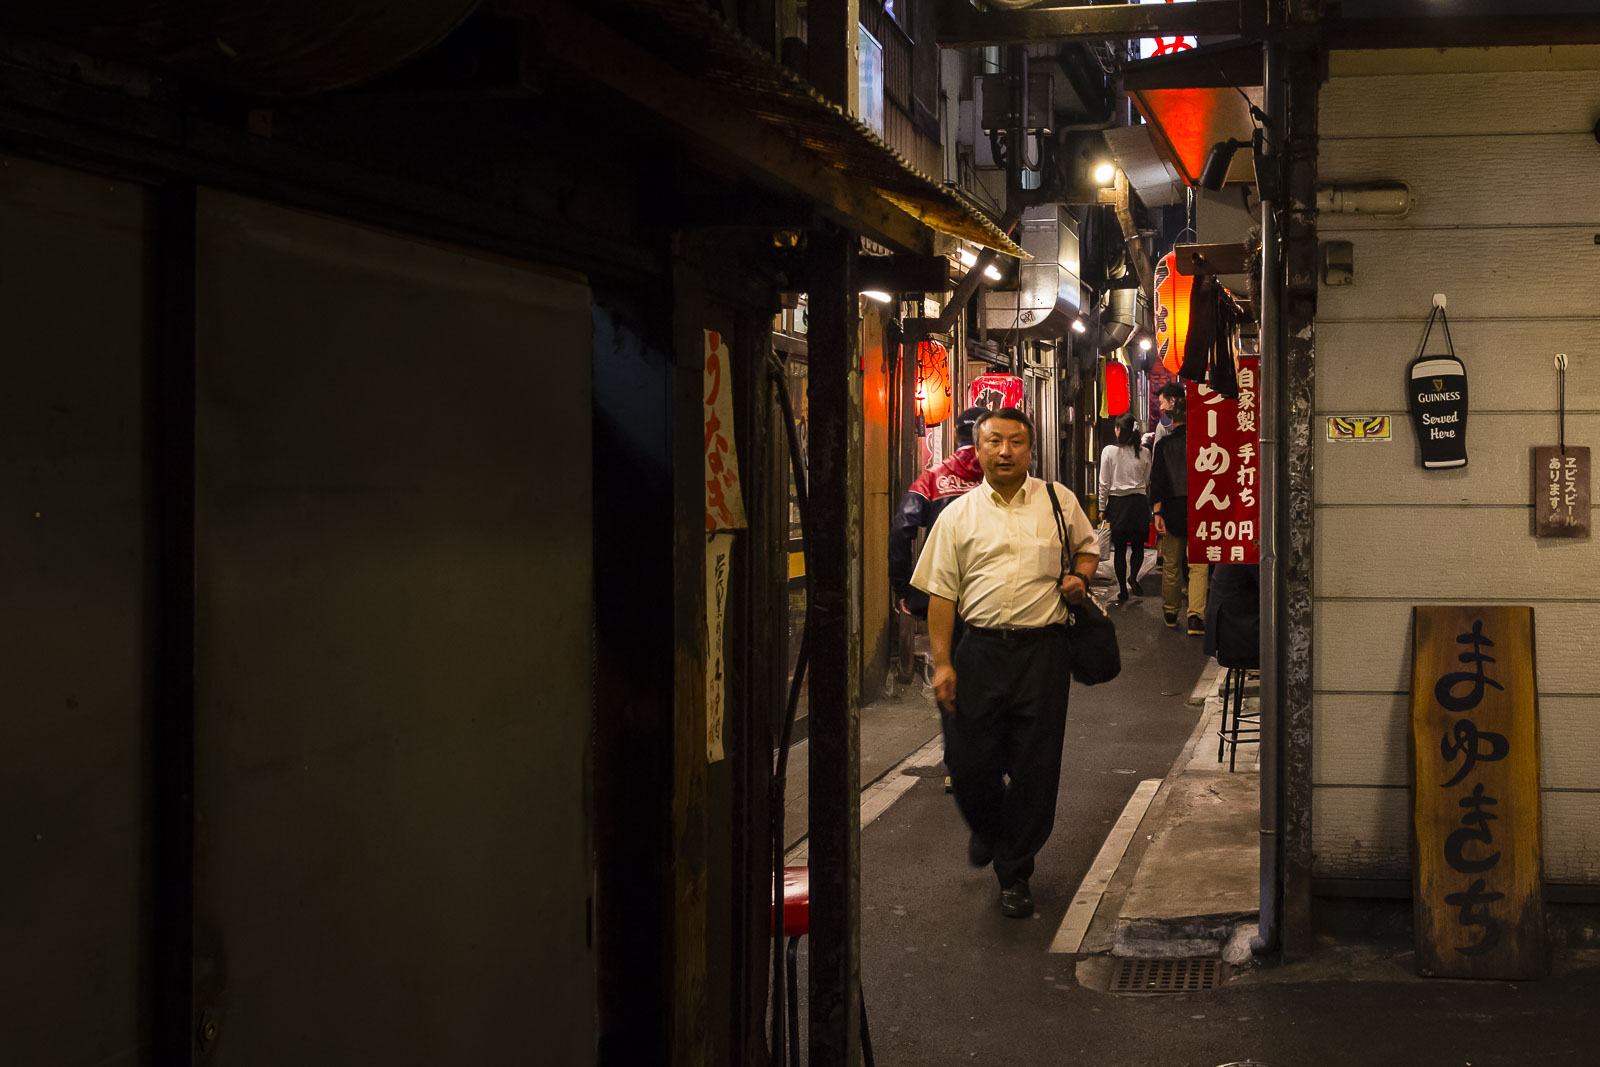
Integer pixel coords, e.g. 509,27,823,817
1110,957,1223,994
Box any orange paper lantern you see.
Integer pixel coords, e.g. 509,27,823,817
915,340,953,425
1154,251,1194,377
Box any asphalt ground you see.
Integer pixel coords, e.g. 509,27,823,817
783,583,1600,1066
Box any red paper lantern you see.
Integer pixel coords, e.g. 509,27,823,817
1105,359,1130,417
915,340,953,425
1154,251,1194,377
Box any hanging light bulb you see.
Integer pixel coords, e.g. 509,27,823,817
984,264,1003,282
861,290,894,303
957,249,978,268
1071,317,1088,335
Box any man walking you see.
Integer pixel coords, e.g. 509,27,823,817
910,407,1098,918
1149,395,1208,634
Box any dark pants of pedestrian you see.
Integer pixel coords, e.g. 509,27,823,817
942,624,1072,889
1110,532,1145,592
1105,493,1150,596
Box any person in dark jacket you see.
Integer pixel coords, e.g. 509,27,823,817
1204,564,1259,666
1148,396,1208,634
890,406,987,617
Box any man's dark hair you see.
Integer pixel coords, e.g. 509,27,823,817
974,405,1034,446
953,406,987,447
1157,381,1185,402
1170,395,1187,423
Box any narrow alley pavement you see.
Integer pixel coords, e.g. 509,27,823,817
783,567,1600,1067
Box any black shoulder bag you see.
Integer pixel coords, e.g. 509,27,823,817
1046,482,1121,686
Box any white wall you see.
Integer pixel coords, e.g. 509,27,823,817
1314,48,1600,885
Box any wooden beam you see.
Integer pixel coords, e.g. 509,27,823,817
1328,15,1600,49
805,222,864,1067
1110,170,1153,295
937,0,1242,47
1122,41,1263,91
535,2,932,255
855,253,951,294
1175,242,1251,276
669,256,712,1066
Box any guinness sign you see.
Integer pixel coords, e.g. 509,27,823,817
1408,356,1469,469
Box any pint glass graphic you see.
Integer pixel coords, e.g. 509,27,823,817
1408,356,1468,469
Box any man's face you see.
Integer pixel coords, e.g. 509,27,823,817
976,417,1032,488
1158,393,1176,417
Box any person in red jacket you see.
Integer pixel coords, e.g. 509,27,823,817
890,406,987,618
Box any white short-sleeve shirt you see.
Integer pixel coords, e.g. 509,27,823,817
910,476,1099,629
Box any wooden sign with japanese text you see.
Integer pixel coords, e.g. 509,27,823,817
1532,446,1590,538
1186,358,1260,565
1410,605,1546,979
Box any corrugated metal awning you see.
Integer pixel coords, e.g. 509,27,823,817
573,0,1025,259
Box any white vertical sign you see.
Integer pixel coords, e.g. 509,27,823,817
705,532,734,764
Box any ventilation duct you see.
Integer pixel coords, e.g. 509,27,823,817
1098,285,1150,351
982,205,1083,341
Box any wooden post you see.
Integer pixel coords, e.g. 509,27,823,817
806,222,863,1066
807,0,864,1061
670,251,711,1065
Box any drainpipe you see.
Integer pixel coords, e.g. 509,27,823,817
1252,38,1285,958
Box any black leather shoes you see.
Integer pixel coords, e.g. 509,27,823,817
968,833,994,868
1130,577,1145,597
999,879,1033,918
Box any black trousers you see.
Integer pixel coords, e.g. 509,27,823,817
943,625,1072,888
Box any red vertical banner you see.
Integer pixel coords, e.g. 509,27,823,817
1187,357,1259,565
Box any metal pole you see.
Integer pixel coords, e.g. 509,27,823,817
1252,37,1285,958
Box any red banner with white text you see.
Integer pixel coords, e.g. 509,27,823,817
1187,357,1259,565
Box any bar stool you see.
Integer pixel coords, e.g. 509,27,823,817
775,866,875,1067
1216,664,1260,772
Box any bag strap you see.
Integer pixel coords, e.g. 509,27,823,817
1045,482,1068,579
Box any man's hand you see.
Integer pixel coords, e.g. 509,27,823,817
1059,573,1087,605
1153,513,1167,537
933,663,957,711
898,598,910,615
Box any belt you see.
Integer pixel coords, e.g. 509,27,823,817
963,623,1067,642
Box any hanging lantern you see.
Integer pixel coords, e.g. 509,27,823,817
1104,356,1130,418
915,340,953,426
1154,251,1195,377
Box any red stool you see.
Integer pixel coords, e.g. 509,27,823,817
774,866,875,1066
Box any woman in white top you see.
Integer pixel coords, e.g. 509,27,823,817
1098,412,1154,602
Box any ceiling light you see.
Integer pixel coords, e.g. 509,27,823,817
957,249,978,268
1070,318,1087,334
862,289,894,303
1138,337,1152,351
984,265,1003,281
1092,162,1116,185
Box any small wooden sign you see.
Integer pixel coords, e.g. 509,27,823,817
1532,446,1590,538
1411,605,1546,979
